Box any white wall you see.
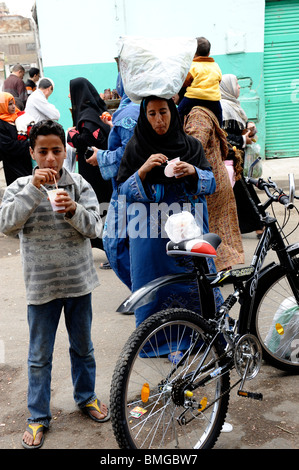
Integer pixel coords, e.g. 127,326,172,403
36,0,265,67
122,0,265,55
36,0,123,66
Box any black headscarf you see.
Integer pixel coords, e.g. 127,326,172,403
117,96,210,184
69,77,110,134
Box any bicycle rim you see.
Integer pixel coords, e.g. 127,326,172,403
254,266,299,372
110,309,230,449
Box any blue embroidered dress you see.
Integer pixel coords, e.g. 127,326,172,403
118,167,218,327
117,96,224,328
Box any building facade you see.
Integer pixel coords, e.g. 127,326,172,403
0,2,40,85
34,0,299,159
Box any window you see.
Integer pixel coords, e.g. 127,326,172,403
8,44,20,55
26,43,36,51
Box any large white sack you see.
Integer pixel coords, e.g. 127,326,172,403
118,36,197,103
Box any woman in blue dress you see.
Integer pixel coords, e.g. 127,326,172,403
97,75,140,288
117,96,220,328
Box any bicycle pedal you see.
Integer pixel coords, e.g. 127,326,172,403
238,390,263,400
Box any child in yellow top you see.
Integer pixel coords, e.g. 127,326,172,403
178,37,222,126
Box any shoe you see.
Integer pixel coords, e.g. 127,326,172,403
22,423,45,449
100,261,111,269
82,398,110,423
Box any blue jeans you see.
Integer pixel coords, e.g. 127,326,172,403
27,294,96,428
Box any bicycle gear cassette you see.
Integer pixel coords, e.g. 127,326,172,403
234,334,262,380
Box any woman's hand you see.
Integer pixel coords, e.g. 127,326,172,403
243,129,254,145
100,112,113,128
243,122,257,145
173,161,197,179
138,153,168,181
85,147,99,166
100,116,113,128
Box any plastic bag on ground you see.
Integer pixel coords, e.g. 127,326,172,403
265,296,299,360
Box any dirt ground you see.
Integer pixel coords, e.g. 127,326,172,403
1,165,299,456
1,233,299,455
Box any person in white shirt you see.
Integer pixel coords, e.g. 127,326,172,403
25,78,60,123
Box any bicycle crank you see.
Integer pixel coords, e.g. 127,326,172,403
234,334,262,380
234,334,263,400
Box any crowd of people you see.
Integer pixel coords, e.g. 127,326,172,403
0,39,263,448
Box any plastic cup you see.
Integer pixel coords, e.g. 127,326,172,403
164,157,183,177
47,189,65,211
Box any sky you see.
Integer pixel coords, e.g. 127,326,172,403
4,0,34,17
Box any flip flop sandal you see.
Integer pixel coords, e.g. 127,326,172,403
22,423,45,449
83,398,110,423
100,262,111,270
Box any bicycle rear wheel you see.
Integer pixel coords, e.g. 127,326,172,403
251,261,299,373
110,308,230,449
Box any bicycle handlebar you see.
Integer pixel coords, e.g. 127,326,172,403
246,174,295,209
278,193,293,208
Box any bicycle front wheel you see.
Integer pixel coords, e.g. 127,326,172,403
251,261,299,373
110,308,230,449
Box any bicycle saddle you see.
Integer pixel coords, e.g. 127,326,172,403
166,233,221,258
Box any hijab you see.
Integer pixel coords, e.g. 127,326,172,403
0,92,20,123
220,74,248,129
69,77,110,135
117,96,210,184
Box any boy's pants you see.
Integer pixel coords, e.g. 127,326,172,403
27,294,96,428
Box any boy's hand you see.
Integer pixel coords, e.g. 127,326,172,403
31,170,76,216
52,190,77,216
32,168,58,188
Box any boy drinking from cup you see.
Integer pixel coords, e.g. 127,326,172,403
0,120,109,449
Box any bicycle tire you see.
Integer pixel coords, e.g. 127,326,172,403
251,259,299,373
110,308,230,449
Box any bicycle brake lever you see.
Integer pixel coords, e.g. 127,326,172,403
267,177,278,189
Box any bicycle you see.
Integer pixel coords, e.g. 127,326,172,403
110,164,299,449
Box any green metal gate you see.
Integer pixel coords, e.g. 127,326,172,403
264,0,299,158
